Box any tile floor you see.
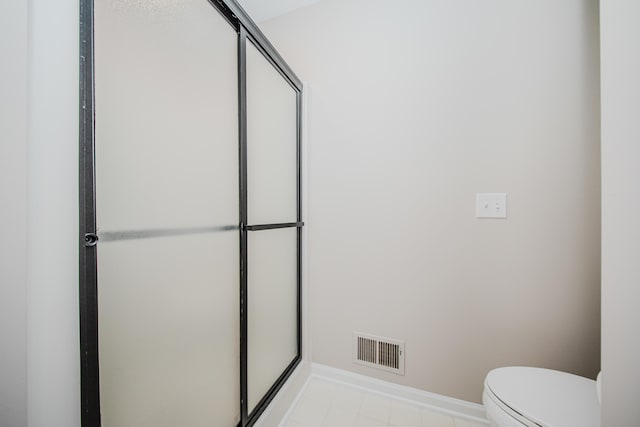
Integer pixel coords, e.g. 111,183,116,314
282,377,489,427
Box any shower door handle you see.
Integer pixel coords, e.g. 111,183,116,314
84,233,99,247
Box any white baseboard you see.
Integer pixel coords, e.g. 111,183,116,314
261,362,489,426
308,364,488,424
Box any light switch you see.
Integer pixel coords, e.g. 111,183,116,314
476,193,507,218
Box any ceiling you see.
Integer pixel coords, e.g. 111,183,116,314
236,0,321,23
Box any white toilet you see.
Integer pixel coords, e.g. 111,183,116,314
482,367,601,427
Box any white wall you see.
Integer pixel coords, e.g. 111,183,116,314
2,2,80,425
27,0,80,426
600,1,640,425
261,0,601,402
0,1,28,426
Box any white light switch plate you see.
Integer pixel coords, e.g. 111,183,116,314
476,193,507,218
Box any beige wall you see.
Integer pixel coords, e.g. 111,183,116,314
261,0,601,403
0,1,28,426
600,1,640,425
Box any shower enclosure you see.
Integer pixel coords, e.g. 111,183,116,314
78,1,303,426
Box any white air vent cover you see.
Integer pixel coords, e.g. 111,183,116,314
353,332,405,375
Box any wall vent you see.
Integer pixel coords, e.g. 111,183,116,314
352,332,405,375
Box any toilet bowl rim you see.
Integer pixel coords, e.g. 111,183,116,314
483,384,541,427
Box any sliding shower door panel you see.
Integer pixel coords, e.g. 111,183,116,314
94,1,239,425
244,39,301,415
97,234,239,427
94,0,238,230
246,228,298,412
246,41,298,225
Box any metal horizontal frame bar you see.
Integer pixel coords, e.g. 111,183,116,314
221,0,302,91
244,221,304,231
97,225,238,242
245,36,300,94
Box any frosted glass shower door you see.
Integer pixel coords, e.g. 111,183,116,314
245,40,300,414
94,1,239,426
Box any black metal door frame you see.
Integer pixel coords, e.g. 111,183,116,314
79,1,303,426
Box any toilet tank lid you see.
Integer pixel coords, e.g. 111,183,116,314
485,367,600,427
